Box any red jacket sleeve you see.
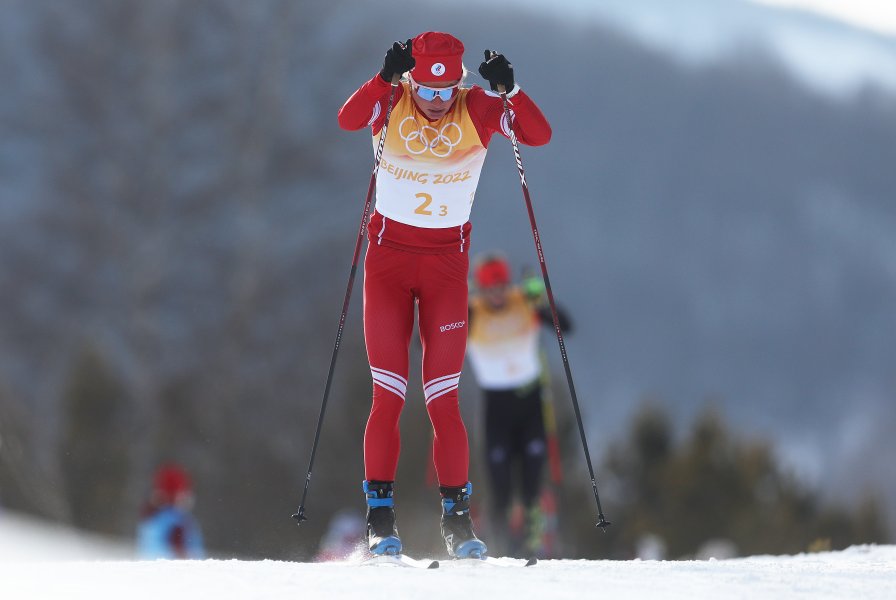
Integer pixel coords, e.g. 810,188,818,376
466,85,552,148
337,74,405,134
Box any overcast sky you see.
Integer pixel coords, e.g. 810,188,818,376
754,0,896,35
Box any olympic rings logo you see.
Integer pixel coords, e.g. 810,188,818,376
398,117,463,157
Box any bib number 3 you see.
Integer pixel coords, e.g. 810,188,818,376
414,193,448,217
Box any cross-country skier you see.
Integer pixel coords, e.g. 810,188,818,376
337,31,551,559
467,253,572,557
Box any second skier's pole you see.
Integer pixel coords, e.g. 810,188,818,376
292,73,402,525
494,68,611,531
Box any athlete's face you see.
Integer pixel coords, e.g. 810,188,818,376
482,283,509,309
412,79,460,120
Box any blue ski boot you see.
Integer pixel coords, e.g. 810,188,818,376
363,480,402,556
440,482,488,559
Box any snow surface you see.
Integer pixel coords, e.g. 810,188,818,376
1,512,895,599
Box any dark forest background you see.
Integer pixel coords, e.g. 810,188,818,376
0,0,894,559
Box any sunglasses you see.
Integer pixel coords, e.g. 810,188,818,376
410,77,459,102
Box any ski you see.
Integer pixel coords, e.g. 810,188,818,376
446,556,538,567
362,554,440,569
484,556,538,567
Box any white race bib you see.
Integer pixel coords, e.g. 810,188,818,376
372,86,487,228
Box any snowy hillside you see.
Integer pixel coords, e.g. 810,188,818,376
1,512,894,599
0,511,131,561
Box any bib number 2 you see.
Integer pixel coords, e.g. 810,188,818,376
414,193,448,217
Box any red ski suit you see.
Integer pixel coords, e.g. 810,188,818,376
338,74,551,487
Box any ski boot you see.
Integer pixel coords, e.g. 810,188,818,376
364,480,401,556
440,482,488,559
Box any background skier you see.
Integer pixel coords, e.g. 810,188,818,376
467,253,572,557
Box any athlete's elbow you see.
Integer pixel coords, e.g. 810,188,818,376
337,106,368,131
525,126,552,147
337,112,360,131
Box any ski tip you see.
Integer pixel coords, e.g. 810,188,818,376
525,557,538,567
427,560,440,569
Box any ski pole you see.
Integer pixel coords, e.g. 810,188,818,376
493,60,610,531
292,72,402,525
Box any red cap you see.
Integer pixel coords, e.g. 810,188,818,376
475,257,511,288
153,464,191,503
411,32,464,82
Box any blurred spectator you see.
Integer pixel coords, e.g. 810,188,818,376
636,533,668,560
314,510,366,561
136,463,205,560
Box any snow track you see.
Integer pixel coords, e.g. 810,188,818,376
1,513,893,599
1,546,894,600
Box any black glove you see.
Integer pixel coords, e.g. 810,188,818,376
478,49,514,92
380,39,415,82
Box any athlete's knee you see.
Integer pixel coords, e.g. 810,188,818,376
423,371,461,406
488,445,508,465
370,366,408,403
369,388,405,427
525,439,546,457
